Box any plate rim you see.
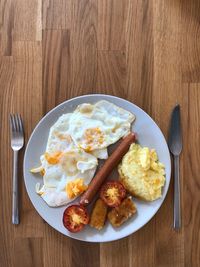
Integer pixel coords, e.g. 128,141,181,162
23,94,171,242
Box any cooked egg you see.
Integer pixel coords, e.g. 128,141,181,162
118,144,165,201
70,100,135,152
46,112,108,159
65,178,88,199
35,147,97,207
32,100,135,207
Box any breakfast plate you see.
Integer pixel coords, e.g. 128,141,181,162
23,94,171,242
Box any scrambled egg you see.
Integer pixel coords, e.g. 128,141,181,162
118,143,165,201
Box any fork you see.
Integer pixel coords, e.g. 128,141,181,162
9,114,24,224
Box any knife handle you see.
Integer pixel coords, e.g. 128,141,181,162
174,155,181,230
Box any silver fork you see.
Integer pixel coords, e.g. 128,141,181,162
9,114,24,224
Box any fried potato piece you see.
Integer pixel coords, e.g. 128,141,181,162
90,199,108,230
108,197,137,227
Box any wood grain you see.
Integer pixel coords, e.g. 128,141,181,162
181,1,200,82
97,50,127,97
13,44,44,239
0,0,200,266
0,0,14,56
69,0,98,94
13,0,42,41
0,57,14,267
43,0,71,30
14,238,43,267
98,0,127,50
183,83,200,267
126,0,154,111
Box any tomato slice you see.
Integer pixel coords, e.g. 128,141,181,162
100,180,126,207
63,205,89,233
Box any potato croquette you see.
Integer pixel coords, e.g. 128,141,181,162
108,197,137,227
90,199,108,230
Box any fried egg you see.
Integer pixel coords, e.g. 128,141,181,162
35,147,97,207
31,100,135,207
46,112,108,160
69,100,135,152
46,100,135,158
45,113,73,154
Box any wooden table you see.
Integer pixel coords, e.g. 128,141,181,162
1,1,200,266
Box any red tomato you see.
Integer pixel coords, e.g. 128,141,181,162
63,205,89,233
100,180,126,207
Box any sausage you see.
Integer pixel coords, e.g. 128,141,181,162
80,132,136,206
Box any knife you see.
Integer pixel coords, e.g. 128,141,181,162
168,104,182,230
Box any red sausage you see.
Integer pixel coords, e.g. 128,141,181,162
80,132,136,206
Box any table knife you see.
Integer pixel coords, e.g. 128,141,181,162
168,104,182,230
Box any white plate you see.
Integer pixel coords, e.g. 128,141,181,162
23,94,171,242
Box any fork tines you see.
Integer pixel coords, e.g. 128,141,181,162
10,114,24,133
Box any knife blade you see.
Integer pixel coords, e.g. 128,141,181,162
168,105,182,155
168,104,182,230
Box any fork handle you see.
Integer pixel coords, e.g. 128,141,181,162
174,155,181,230
12,150,19,224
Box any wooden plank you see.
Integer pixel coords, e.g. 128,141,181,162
12,41,42,61
69,0,98,94
43,226,72,267
125,0,154,111
152,84,185,267
0,0,14,56
12,41,44,239
97,0,128,50
100,238,129,267
153,0,181,34
13,0,42,41
183,83,200,267
42,30,70,113
14,238,43,267
181,1,200,82
71,240,100,267
0,57,15,267
97,50,126,97
152,2,185,267
128,221,156,267
153,0,182,84
43,0,71,29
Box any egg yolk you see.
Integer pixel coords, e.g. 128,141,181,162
83,127,104,151
45,151,63,164
66,178,88,199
